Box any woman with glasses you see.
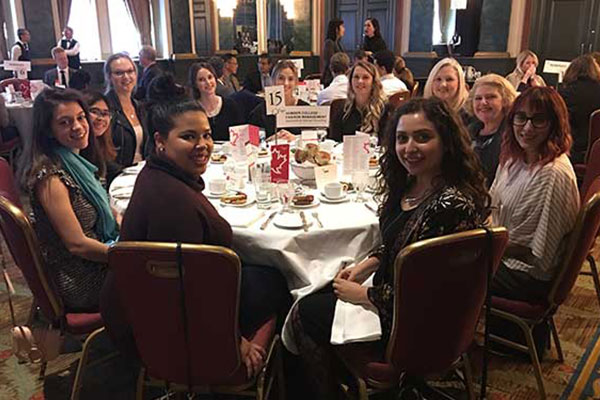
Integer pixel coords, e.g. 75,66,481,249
490,87,579,303
104,52,148,168
80,91,121,188
465,74,517,187
22,88,118,312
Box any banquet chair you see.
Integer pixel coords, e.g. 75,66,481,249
574,108,600,179
0,157,21,208
488,191,600,399
388,90,410,109
334,227,508,400
0,196,104,379
0,130,20,167
102,242,284,400
410,81,420,98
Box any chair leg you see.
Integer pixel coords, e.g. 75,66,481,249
550,317,564,363
461,353,476,400
587,254,600,309
356,377,368,400
522,325,547,399
70,328,108,400
136,367,145,400
277,344,285,400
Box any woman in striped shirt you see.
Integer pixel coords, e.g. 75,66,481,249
490,87,580,302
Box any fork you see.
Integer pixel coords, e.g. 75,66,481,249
311,212,324,228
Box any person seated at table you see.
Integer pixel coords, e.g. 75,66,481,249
465,74,517,187
373,50,407,98
317,52,350,106
506,50,546,92
188,62,243,142
80,90,122,188
558,54,600,164
424,57,471,125
490,87,579,303
100,75,291,376
328,60,390,142
393,55,415,92
249,59,309,140
0,95,19,143
291,97,490,398
104,52,148,168
23,88,119,312
353,49,368,64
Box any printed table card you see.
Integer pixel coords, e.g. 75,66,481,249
276,106,330,128
265,85,284,115
342,133,370,176
270,144,290,183
314,164,338,192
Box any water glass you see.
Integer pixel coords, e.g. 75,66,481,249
277,182,295,213
352,171,370,203
255,182,272,209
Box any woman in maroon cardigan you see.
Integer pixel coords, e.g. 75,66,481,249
100,75,290,377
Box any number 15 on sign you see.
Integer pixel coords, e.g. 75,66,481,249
265,85,284,115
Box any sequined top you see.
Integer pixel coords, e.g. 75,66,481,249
29,164,107,312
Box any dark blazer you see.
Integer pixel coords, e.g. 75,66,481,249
361,35,387,53
106,90,148,168
559,77,600,164
43,67,78,87
249,99,309,138
134,63,162,101
243,70,265,94
322,38,345,88
328,99,392,143
209,97,244,141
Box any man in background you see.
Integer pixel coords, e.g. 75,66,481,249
373,50,407,98
221,54,241,92
243,53,273,93
135,45,162,100
43,47,76,88
10,28,30,61
58,26,80,69
317,52,350,105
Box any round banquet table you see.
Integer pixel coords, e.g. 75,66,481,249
109,157,381,350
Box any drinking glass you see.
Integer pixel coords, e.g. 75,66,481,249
277,182,295,213
251,161,272,209
352,171,369,203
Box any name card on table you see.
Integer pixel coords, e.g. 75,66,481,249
342,133,370,176
265,85,284,115
314,164,338,192
229,124,260,162
300,130,319,146
290,59,304,77
270,144,290,183
276,106,330,128
543,60,571,83
3,60,31,79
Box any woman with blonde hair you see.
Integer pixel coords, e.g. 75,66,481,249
466,74,517,187
328,60,390,142
506,50,546,91
424,57,470,116
559,54,600,163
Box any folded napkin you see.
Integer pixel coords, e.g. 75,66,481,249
219,208,265,228
330,273,382,345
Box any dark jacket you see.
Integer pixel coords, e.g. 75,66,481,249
60,38,80,69
559,77,600,164
361,35,387,54
43,67,78,87
328,99,392,143
243,69,266,94
249,99,309,138
106,90,148,168
209,97,244,141
322,38,345,88
134,63,162,101
468,119,505,188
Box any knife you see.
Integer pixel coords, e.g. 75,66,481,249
364,203,377,213
260,211,278,230
299,211,309,232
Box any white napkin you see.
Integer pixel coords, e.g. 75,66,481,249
330,273,382,345
219,208,265,228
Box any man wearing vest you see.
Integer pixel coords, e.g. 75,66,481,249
10,28,31,61
58,26,80,69
43,47,76,88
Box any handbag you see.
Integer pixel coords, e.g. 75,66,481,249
2,246,62,364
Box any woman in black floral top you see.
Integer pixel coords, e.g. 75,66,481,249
291,97,490,398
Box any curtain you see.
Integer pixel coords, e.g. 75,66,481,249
0,4,8,60
437,0,453,44
57,0,73,31
124,0,152,46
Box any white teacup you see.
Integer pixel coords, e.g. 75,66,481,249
324,182,344,199
208,178,227,194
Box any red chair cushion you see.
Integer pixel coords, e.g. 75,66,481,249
335,342,401,386
64,312,103,335
491,296,548,320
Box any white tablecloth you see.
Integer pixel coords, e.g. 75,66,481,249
109,159,381,351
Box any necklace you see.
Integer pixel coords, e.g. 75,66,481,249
401,187,434,209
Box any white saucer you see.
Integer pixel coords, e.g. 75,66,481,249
273,213,313,229
219,191,256,207
205,190,227,199
291,196,320,209
319,193,349,204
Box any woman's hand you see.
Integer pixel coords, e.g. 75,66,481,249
240,337,266,378
275,129,297,142
335,257,379,284
333,278,370,305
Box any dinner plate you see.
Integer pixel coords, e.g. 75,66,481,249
211,155,228,164
204,190,228,199
291,196,320,209
319,193,349,204
273,212,312,229
219,191,256,207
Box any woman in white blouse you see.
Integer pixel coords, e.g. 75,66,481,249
490,87,580,302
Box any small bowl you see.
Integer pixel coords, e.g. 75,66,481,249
291,161,316,180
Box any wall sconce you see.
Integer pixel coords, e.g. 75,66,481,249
451,0,467,9
218,0,238,18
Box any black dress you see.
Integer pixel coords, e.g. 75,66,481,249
361,35,387,53
468,119,505,188
249,99,309,138
328,99,392,143
322,38,345,88
208,97,244,141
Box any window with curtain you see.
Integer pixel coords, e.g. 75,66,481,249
107,0,141,55
432,0,456,45
267,0,311,53
67,0,102,60
216,0,258,53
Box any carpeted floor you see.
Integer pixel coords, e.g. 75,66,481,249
1,238,600,399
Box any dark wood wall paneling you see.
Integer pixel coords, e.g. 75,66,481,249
336,0,396,52
170,0,193,54
192,0,212,55
22,0,56,59
408,0,433,52
478,0,511,52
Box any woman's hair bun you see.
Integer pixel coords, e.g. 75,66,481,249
146,73,187,103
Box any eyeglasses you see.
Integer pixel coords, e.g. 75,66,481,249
512,112,549,129
89,108,113,119
111,69,136,77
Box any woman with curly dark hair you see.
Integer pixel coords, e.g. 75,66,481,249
291,97,490,398
490,87,580,302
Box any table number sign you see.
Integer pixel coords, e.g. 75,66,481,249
270,144,290,183
3,60,31,80
314,164,338,192
342,133,370,176
265,85,285,115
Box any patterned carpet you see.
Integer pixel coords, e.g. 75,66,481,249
1,239,600,399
